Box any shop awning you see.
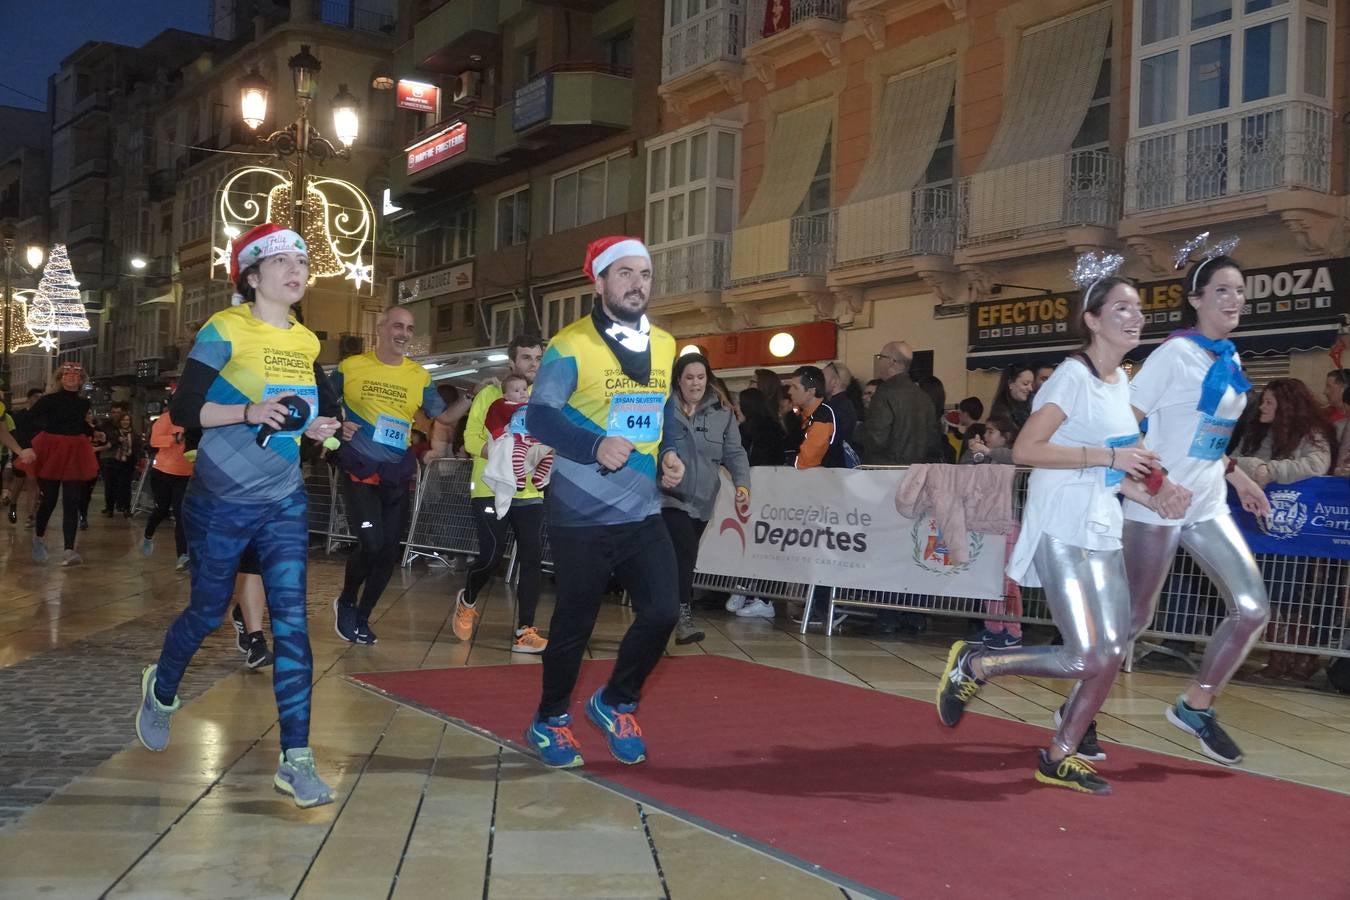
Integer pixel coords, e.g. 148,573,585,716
966,321,1343,372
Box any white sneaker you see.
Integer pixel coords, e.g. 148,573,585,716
735,598,775,619
60,550,82,567
725,593,748,612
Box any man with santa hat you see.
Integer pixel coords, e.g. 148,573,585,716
135,222,342,809
524,235,686,769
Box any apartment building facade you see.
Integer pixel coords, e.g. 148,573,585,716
0,106,51,397
651,0,1346,400
385,0,659,352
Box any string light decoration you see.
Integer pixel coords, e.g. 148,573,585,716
212,165,375,292
2,290,39,352
30,244,89,333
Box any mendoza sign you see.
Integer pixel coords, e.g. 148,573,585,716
696,468,1005,599
969,257,1350,351
1229,476,1350,561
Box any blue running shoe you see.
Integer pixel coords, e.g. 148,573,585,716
333,597,358,643
135,664,179,752
274,748,335,808
585,688,647,765
526,714,584,768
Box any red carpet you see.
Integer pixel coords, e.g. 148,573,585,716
348,656,1350,899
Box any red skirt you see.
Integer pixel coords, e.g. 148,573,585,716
31,432,100,482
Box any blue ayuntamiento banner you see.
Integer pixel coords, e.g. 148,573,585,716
1229,476,1350,560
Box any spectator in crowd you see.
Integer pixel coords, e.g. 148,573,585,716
1230,377,1334,682
1034,364,1056,392
915,374,952,462
858,341,942,465
754,368,781,400
103,413,140,517
738,387,788,467
959,413,1017,465
823,361,858,446
708,374,740,423
990,363,1035,431
661,353,750,645
1333,383,1350,476
946,396,985,461
789,365,846,470
861,378,883,412
5,388,43,525
1323,369,1350,423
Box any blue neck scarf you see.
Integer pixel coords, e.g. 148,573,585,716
1170,329,1250,415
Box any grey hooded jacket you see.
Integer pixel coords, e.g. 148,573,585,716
660,391,751,521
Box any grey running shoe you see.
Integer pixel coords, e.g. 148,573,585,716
31,536,46,563
274,748,335,808
135,664,179,752
175,554,190,571
60,550,82,567
673,609,704,645
141,537,154,557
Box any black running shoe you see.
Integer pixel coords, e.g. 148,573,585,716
1165,699,1242,764
1035,749,1110,795
231,605,248,654
7,506,15,524
355,620,378,645
1054,705,1107,761
79,515,88,531
935,641,983,727
244,631,274,669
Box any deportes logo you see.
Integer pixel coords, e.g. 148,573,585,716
719,492,751,553
1262,488,1307,540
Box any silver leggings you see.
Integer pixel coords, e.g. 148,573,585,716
1122,515,1269,694
979,535,1131,758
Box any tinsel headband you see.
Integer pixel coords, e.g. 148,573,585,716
1174,232,1241,293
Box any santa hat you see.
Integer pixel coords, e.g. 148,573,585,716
229,223,308,303
583,235,650,282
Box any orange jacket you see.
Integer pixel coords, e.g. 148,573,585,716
150,411,193,477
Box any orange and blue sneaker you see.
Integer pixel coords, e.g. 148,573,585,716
526,713,584,768
585,688,647,765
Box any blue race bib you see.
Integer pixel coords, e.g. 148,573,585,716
508,407,529,436
1103,433,1139,488
1189,412,1237,461
373,413,411,449
606,392,663,443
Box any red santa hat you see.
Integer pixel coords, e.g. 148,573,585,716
229,223,308,284
583,235,650,282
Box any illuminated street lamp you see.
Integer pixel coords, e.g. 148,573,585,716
238,45,361,231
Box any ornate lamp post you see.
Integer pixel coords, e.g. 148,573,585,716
238,45,361,232
1,237,45,393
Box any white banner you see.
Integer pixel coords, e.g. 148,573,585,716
695,467,1005,600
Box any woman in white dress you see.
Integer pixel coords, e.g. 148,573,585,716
1122,249,1273,764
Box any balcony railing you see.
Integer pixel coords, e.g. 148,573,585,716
744,0,844,48
663,3,745,83
958,150,1122,247
652,237,731,298
312,0,396,34
833,187,956,266
1125,101,1332,215
730,211,833,285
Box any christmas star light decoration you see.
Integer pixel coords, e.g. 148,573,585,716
212,242,233,271
37,334,58,351
343,255,373,291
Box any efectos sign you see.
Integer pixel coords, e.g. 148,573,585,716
968,257,1350,351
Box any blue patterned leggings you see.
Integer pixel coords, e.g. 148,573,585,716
153,486,313,751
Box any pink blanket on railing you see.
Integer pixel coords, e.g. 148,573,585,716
894,464,1018,565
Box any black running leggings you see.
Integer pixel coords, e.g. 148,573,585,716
36,479,82,551
464,497,544,630
338,477,411,618
145,470,190,556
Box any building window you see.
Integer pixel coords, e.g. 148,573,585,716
410,207,475,271
541,288,595,338
794,129,832,219
182,285,208,332
645,125,739,247
1073,30,1112,150
551,152,630,233
922,104,956,189
462,300,475,327
180,175,211,245
495,187,529,248
435,304,454,332
1132,0,1330,131
607,30,634,70
489,300,523,344
521,45,538,84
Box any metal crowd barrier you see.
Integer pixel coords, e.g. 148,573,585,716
805,466,1348,662
400,457,490,568
129,458,155,518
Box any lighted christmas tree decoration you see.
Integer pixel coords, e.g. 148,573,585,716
32,244,90,333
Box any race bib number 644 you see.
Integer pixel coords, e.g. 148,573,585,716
606,392,663,443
